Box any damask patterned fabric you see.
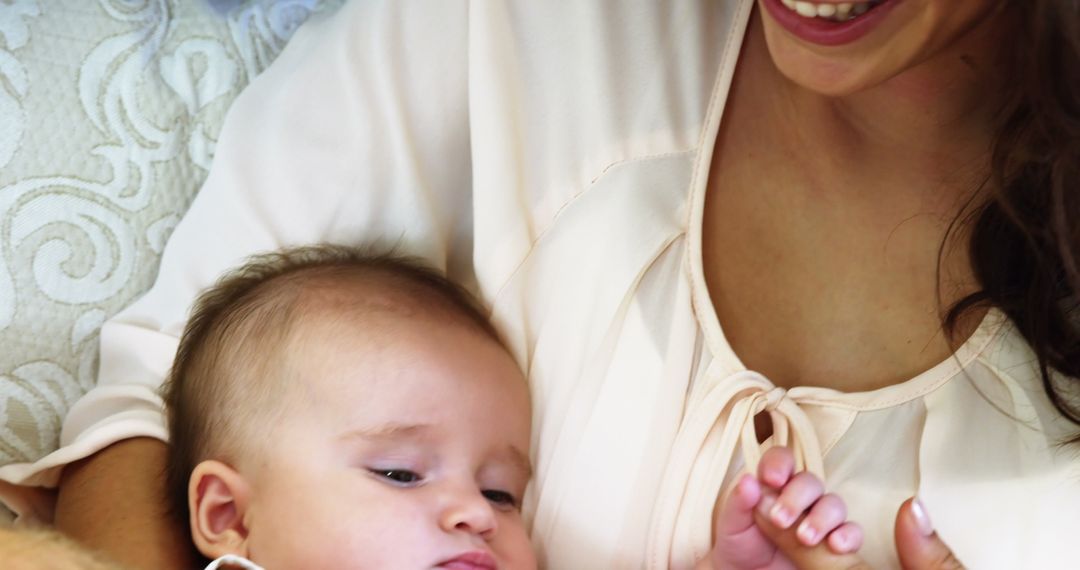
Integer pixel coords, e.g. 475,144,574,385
0,0,341,486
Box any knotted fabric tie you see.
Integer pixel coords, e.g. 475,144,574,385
646,370,825,569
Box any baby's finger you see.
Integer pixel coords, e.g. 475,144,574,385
759,471,824,529
757,446,796,489
715,473,763,535
794,493,846,547
826,522,863,554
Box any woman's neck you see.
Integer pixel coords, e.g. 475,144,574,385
752,7,1011,209
701,12,1017,391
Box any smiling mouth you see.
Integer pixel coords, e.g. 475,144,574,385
779,0,886,23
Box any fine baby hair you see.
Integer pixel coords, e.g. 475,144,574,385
160,244,500,533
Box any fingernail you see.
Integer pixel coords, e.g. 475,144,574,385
770,502,795,529
796,520,818,545
912,497,934,536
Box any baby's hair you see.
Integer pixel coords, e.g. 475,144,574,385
161,243,500,529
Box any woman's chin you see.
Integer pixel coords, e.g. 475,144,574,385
775,56,878,97
762,27,901,97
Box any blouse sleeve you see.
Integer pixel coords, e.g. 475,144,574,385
0,0,474,515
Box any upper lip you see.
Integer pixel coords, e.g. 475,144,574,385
436,550,497,570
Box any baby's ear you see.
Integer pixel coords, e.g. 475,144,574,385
189,460,252,560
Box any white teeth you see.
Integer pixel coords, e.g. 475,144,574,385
780,0,878,22
794,1,818,17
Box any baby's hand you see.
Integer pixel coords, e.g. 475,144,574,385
705,447,865,570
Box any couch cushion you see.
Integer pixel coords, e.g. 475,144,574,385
0,0,342,468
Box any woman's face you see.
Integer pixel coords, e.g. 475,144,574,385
756,0,1007,95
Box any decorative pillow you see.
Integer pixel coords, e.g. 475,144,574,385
0,0,342,472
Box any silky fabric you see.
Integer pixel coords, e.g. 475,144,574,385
0,2,1076,568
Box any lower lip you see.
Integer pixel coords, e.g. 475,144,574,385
760,0,900,47
438,555,497,570
439,562,495,570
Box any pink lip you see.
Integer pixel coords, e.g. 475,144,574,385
437,551,497,570
760,0,902,47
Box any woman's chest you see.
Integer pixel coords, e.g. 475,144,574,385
693,17,983,392
699,107,976,393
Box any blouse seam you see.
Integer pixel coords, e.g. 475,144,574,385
682,0,755,371
820,410,858,457
795,316,1009,412
489,149,695,308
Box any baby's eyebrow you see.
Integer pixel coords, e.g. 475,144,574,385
338,423,432,443
502,446,534,480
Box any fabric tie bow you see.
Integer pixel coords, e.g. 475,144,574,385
646,370,825,568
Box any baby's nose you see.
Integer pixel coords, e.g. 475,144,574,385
439,486,499,538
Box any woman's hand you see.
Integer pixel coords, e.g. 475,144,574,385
894,497,965,570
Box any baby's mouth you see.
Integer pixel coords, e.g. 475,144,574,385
778,0,886,23
436,550,498,570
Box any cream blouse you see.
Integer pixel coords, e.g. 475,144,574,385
1,1,1077,568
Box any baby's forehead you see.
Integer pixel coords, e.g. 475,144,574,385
243,265,514,406
287,297,459,353
285,274,489,340
298,270,459,313
271,285,491,382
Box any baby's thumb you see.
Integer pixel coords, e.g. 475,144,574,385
894,498,965,570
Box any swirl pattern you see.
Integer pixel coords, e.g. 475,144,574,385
0,0,341,468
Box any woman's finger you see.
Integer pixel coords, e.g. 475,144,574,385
825,521,863,554
794,493,847,547
753,505,871,570
759,471,824,530
894,497,965,570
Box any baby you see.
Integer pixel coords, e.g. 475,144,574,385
159,244,864,570
161,245,537,570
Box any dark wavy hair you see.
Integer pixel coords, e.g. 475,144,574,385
945,0,1080,438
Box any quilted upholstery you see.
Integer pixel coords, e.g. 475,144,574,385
0,0,342,473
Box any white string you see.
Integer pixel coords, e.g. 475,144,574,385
204,554,265,570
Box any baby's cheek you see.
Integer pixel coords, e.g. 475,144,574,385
243,524,321,570
496,515,538,570
278,524,386,570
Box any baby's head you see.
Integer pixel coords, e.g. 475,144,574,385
163,245,535,570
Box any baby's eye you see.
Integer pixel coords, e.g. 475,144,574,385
482,489,518,509
372,469,423,485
